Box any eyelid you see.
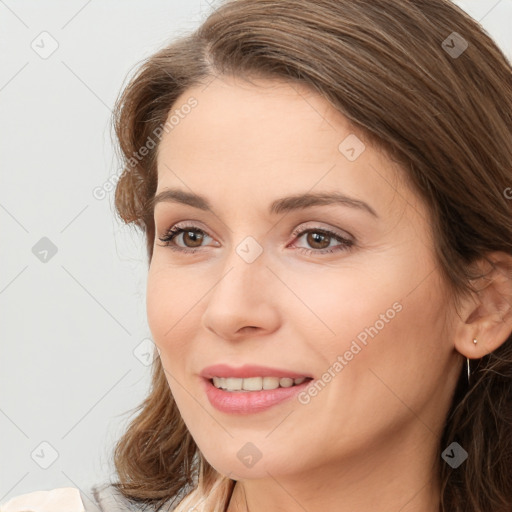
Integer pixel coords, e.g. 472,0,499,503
290,221,353,241
157,218,351,238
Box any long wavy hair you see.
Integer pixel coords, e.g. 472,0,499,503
109,0,512,510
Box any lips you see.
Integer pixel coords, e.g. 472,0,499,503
200,363,313,380
199,364,315,414
202,375,313,414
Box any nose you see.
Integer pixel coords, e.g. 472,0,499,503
201,250,281,341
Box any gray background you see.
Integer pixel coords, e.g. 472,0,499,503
1,0,511,503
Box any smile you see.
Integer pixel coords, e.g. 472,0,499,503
211,376,309,391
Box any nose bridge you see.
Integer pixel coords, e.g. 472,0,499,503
211,239,270,306
201,238,281,336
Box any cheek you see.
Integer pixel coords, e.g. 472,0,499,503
146,265,198,364
284,272,448,460
323,268,449,418
146,268,202,420
280,260,405,356
291,252,448,396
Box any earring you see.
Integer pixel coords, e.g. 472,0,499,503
467,338,478,384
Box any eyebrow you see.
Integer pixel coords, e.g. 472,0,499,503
150,188,378,218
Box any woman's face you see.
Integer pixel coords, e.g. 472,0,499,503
147,75,461,481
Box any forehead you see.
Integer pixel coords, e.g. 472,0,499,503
154,76,422,223
158,75,352,160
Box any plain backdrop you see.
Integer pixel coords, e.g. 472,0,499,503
1,0,511,503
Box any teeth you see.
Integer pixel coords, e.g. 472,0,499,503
279,377,294,388
212,376,308,392
226,377,243,390
242,377,263,391
263,376,280,389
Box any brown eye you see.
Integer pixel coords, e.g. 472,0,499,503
158,225,211,251
180,229,204,248
305,231,332,250
291,226,354,255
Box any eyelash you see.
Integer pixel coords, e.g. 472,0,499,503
157,223,354,256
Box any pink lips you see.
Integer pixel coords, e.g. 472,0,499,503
200,364,314,414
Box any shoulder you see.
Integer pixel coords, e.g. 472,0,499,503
88,482,143,512
0,487,84,512
0,483,139,512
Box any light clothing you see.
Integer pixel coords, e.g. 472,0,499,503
0,483,145,512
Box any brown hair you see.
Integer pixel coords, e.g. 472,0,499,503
110,0,512,510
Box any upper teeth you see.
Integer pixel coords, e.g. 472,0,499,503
212,376,307,391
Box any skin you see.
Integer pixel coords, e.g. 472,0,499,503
146,75,512,512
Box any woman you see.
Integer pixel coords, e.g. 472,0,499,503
2,0,511,511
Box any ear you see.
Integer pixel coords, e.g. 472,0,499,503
453,251,512,359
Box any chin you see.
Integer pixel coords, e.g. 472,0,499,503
202,446,301,481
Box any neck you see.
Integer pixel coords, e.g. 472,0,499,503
226,426,441,512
